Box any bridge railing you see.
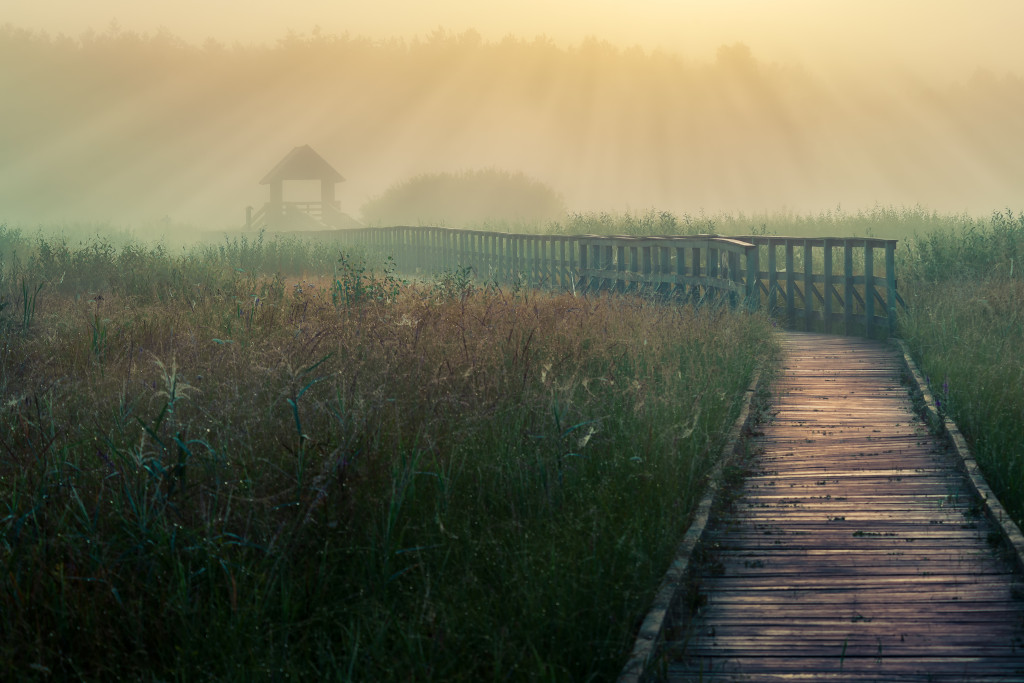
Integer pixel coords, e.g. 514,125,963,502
576,234,760,310
734,236,902,338
303,226,901,337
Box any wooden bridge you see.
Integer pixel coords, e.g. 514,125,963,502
624,333,1024,682
319,226,903,337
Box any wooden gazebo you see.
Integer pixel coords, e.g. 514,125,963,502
246,145,358,230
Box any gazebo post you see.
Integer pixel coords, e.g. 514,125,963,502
321,178,336,207
269,179,283,228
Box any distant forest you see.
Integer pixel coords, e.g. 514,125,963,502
2,24,1023,226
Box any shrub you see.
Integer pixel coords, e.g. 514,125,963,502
360,169,566,227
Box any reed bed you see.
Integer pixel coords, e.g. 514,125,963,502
467,204,975,240
898,210,1024,527
0,230,776,680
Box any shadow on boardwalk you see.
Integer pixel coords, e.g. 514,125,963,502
660,332,1024,682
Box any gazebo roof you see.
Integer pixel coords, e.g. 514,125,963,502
260,145,345,184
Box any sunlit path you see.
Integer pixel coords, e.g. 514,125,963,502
666,332,1024,681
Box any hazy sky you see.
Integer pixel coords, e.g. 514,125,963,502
7,0,1024,78
5,0,1024,224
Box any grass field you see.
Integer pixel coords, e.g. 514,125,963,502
896,210,1024,528
1,206,1021,679
0,224,776,680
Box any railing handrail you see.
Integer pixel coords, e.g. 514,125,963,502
733,235,899,248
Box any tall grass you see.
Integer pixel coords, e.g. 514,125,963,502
465,204,978,241
898,209,1024,527
0,228,776,679
0,223,352,305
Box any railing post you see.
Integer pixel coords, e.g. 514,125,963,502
886,241,897,338
569,238,578,292
442,229,449,271
481,232,486,279
436,228,443,273
582,242,591,292
509,234,516,284
535,236,541,287
490,233,498,282
728,249,740,308
613,243,625,292
823,238,834,334
490,233,497,281
450,229,457,271
522,236,530,286
642,244,653,294
521,235,527,285
476,232,482,278
626,242,634,290
707,246,719,306
746,244,760,311
589,242,599,291
560,237,568,290
471,231,477,277
803,240,813,331
785,243,796,327
526,236,533,285
409,228,416,271
507,235,516,282
528,236,534,286
425,228,433,273
436,229,443,271
675,245,686,299
691,244,702,303
438,229,445,271
864,244,875,338
544,237,551,289
657,243,671,297
495,234,504,283
421,229,428,273
524,235,532,282
509,236,517,283
844,241,854,334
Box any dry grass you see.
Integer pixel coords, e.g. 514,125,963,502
0,239,777,680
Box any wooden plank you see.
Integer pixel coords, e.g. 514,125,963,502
664,332,1024,681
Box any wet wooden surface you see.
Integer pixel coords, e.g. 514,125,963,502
666,332,1024,682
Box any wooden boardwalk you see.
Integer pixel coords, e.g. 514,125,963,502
665,332,1024,682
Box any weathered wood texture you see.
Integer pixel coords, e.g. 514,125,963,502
665,332,1024,682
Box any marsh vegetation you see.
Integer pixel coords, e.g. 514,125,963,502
0,206,1021,679
0,224,774,679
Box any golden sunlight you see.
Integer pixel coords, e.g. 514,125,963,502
2,1,1024,224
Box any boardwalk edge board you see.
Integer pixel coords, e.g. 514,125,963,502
618,370,764,683
893,338,1024,576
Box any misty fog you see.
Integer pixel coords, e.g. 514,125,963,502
2,24,1023,230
